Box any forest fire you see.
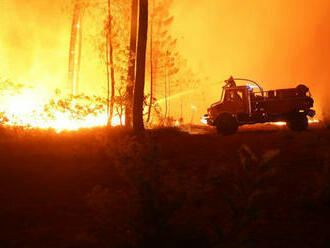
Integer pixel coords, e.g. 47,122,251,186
0,1,330,248
0,88,123,132
1,0,329,128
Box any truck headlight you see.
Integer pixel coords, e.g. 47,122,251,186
201,115,209,125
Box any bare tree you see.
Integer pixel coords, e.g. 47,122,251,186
133,0,148,131
106,0,116,125
68,0,84,95
145,0,180,124
126,0,138,128
105,18,111,120
146,0,154,123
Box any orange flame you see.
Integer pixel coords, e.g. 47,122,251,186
272,119,320,126
0,90,123,132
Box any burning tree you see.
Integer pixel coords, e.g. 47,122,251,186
148,0,176,121
146,0,199,125
67,0,198,129
65,0,200,129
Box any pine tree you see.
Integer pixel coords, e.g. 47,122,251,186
105,0,116,125
133,0,148,131
126,0,138,128
147,0,181,124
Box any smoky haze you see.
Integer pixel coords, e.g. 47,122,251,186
172,0,330,119
0,0,70,92
0,0,105,95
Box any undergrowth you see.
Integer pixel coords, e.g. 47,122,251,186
0,127,329,248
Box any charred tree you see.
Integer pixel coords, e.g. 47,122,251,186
133,0,149,131
126,0,138,128
68,1,83,95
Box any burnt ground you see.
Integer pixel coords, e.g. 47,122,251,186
0,123,330,248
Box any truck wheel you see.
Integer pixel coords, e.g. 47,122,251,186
216,113,238,135
287,113,308,131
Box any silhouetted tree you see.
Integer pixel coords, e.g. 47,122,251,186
146,0,154,123
133,0,148,131
146,0,182,123
146,0,155,123
126,0,138,128
105,0,116,125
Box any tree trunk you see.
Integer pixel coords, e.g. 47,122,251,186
126,0,138,128
105,23,111,121
146,1,154,123
133,0,148,131
68,1,83,95
107,0,116,125
105,17,110,121
164,58,168,120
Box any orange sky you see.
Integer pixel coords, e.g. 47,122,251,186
0,0,329,120
172,0,330,117
0,0,69,91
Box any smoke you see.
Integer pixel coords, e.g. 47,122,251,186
0,0,107,96
0,0,71,92
172,0,330,119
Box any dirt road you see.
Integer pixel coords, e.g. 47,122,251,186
183,122,325,135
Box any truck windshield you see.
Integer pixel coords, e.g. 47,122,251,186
224,90,243,102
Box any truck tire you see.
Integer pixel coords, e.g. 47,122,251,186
287,113,308,131
215,113,238,135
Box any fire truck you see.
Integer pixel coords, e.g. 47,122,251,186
203,77,315,135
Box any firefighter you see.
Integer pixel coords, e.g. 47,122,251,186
225,76,236,87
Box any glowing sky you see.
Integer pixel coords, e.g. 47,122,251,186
172,0,330,116
0,0,329,121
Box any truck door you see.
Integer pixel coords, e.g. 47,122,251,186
223,89,245,113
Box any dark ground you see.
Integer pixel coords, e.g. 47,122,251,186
0,123,329,248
